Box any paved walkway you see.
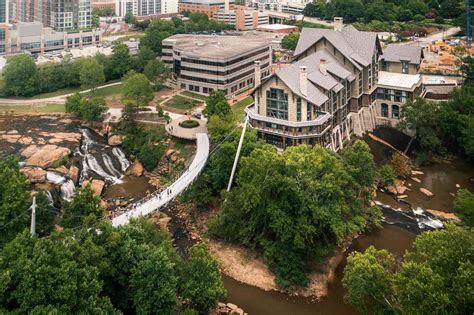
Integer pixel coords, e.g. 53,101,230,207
0,82,122,106
166,117,207,140
112,133,210,227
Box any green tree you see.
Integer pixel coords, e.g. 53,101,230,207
180,243,226,314
398,98,443,153
439,0,463,18
0,231,117,313
110,43,133,79
122,73,154,108
123,12,137,24
3,54,37,97
136,46,156,73
454,189,474,227
379,164,396,186
130,245,178,314
0,156,30,247
65,93,107,121
62,186,104,229
79,58,105,92
281,32,300,51
342,246,395,314
342,225,474,314
209,144,371,286
203,90,231,118
458,55,474,85
35,191,57,237
342,140,375,193
144,59,170,89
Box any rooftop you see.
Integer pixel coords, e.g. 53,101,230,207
163,33,273,60
294,25,381,70
377,71,422,90
257,24,297,31
381,44,424,65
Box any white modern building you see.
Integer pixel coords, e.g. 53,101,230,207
162,32,273,96
115,0,178,17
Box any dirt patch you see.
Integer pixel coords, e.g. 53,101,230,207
208,235,357,299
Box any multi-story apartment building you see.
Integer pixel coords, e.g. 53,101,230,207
213,8,268,31
375,71,424,127
161,33,273,96
178,0,238,18
8,0,93,31
115,0,178,17
0,0,7,54
381,44,424,75
246,18,425,150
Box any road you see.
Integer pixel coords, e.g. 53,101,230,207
402,27,461,47
262,10,334,27
112,133,210,227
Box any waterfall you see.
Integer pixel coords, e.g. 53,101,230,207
103,154,123,178
112,147,131,172
46,171,75,201
375,201,444,231
85,153,122,184
44,190,54,206
78,128,131,185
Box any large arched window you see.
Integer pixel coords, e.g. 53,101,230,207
392,105,400,119
381,103,389,118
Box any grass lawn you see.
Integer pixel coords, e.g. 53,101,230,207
31,86,83,99
83,84,122,97
0,103,65,113
181,91,207,101
172,138,196,161
165,95,199,110
232,96,253,121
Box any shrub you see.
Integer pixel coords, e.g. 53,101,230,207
390,152,411,178
413,14,425,22
454,189,474,227
379,164,396,186
179,120,199,129
434,17,444,24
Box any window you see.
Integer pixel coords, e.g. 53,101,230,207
392,105,399,119
402,61,409,74
381,103,389,117
266,88,288,120
296,98,301,121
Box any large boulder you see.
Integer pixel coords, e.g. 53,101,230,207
68,166,79,184
54,166,69,175
108,135,123,146
426,209,460,222
81,179,105,196
21,145,39,158
420,187,434,197
129,160,144,177
24,145,70,168
20,167,46,183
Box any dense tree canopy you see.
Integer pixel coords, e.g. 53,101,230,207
121,73,154,108
0,218,226,314
61,186,104,229
0,156,30,247
454,189,474,227
3,54,38,97
79,58,106,92
209,142,377,286
65,93,107,121
203,90,231,118
281,32,300,51
302,0,463,24
343,225,474,314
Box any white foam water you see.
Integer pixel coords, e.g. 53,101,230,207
46,171,75,201
112,147,131,172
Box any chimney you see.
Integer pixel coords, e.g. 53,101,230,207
334,17,343,32
224,0,230,11
299,66,308,96
254,60,261,87
319,59,327,75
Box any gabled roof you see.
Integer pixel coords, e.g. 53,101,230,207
259,49,353,106
294,25,380,70
381,44,424,65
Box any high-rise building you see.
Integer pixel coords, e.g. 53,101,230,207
8,0,93,31
0,0,8,54
115,0,178,18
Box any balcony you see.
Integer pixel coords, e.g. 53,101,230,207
245,104,332,138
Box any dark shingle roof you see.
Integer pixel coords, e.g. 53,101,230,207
293,25,379,69
272,49,354,106
381,44,424,65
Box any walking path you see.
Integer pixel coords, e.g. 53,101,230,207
112,132,210,227
0,82,122,106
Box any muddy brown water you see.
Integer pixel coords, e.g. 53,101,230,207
222,224,416,315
